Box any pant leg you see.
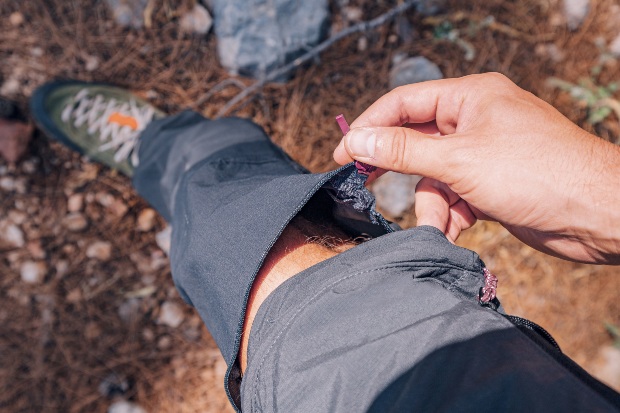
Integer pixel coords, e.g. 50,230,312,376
241,226,620,413
131,111,394,410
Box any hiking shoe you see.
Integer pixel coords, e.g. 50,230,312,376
30,80,165,176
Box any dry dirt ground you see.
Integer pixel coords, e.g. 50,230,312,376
1,0,619,412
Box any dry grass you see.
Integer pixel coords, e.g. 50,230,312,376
0,0,619,412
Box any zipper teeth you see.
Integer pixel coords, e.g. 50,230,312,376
507,315,561,351
504,314,620,408
224,164,354,412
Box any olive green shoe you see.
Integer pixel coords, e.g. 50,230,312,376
30,80,165,176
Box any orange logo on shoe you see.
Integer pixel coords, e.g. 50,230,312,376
108,112,138,130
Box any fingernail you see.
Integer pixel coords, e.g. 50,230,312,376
347,128,376,158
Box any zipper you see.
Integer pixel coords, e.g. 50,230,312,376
225,163,366,412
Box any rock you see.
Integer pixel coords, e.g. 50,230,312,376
563,0,590,30
0,119,33,163
158,301,184,328
67,193,84,212
357,36,368,52
342,6,363,22
9,12,24,26
20,261,47,284
108,400,146,413
136,208,156,232
118,298,141,324
142,327,154,341
104,0,149,29
99,373,129,398
590,345,620,391
8,210,26,225
179,4,213,35
416,0,445,16
0,78,20,97
26,240,46,259
389,56,443,89
371,172,423,217
155,225,172,255
213,0,329,78
86,241,113,260
55,260,69,278
0,220,25,248
62,213,89,232
157,335,172,350
96,192,128,217
610,33,620,58
21,159,37,174
85,55,100,72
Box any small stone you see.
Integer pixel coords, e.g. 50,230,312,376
590,346,620,391
0,220,25,248
9,12,24,26
157,334,172,350
26,240,46,259
0,78,20,97
62,213,89,232
371,172,423,217
179,4,213,35
21,159,37,174
136,208,156,232
0,118,33,163
67,193,84,212
31,47,44,57
108,400,146,413
563,0,590,30
55,260,69,278
85,55,100,72
158,301,184,328
609,33,620,58
20,261,47,284
118,298,141,324
8,210,26,225
105,0,149,29
155,225,172,255
86,241,113,260
66,288,82,302
343,6,363,22
96,192,128,217
357,36,368,52
142,327,154,341
99,373,129,398
0,176,15,191
389,56,443,89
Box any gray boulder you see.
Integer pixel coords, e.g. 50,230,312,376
389,55,443,89
212,0,329,79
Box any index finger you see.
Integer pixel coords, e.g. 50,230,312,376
350,76,467,135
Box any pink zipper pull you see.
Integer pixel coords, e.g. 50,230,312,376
335,114,377,176
479,268,498,303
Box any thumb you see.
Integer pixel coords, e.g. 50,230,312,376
334,126,454,181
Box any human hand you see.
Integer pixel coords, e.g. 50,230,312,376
333,73,620,264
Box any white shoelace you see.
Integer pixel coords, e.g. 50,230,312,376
61,89,156,166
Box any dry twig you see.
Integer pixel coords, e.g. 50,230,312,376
215,0,419,118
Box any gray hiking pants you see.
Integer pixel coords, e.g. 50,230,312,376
133,111,620,412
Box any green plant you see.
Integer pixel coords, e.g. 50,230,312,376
547,39,620,126
605,323,620,349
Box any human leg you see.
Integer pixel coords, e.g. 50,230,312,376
32,82,620,413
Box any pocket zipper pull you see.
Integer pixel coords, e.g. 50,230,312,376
335,114,377,176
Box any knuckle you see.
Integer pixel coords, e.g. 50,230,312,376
380,127,413,172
